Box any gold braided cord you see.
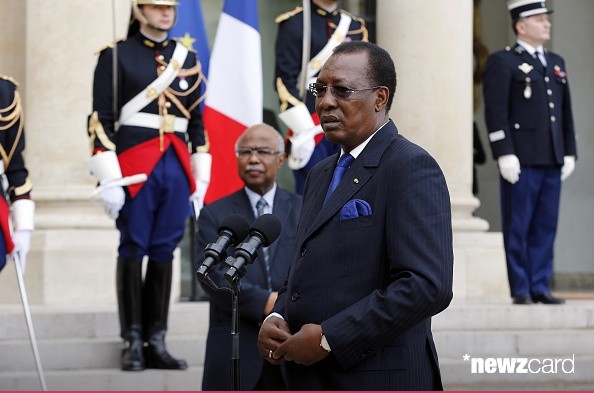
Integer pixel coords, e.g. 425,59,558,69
88,111,116,153
11,177,32,196
0,91,22,131
167,72,203,97
276,77,302,112
163,90,191,119
195,129,210,153
0,90,19,114
0,109,24,167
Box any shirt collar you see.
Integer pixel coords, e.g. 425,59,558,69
517,40,544,56
340,120,390,160
244,184,277,215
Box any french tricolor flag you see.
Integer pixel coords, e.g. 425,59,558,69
203,0,262,203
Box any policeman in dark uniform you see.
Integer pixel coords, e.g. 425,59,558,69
87,0,210,371
483,0,577,305
274,0,367,194
0,76,35,275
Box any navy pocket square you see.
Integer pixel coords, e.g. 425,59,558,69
340,199,372,220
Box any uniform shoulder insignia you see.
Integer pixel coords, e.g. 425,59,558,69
0,75,18,87
275,7,303,23
172,38,197,53
95,38,124,55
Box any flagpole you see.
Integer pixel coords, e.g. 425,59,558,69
298,0,311,100
112,0,119,132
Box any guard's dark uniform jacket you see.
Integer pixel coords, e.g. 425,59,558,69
483,43,577,165
88,31,206,198
275,2,367,194
0,76,32,266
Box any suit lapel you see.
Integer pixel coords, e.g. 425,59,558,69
269,189,292,260
302,121,398,241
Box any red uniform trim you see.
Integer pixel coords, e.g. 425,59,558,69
118,135,196,198
0,198,14,253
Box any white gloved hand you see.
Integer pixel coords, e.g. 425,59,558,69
190,152,212,216
12,230,32,274
99,181,125,219
561,155,576,181
191,179,209,213
498,154,521,184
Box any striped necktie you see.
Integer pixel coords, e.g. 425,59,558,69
256,198,272,292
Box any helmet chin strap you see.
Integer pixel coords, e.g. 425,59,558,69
132,4,176,34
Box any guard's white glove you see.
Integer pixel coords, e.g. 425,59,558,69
278,103,323,170
561,155,575,181
12,230,31,273
87,151,126,219
99,181,125,219
498,154,521,184
11,199,35,275
190,152,212,215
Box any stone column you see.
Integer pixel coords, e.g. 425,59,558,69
376,0,507,300
0,0,180,305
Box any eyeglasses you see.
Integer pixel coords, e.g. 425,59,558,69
235,147,281,159
308,83,382,99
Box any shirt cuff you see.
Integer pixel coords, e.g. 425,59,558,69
263,312,284,324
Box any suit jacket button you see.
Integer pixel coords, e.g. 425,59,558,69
291,292,299,301
551,116,556,122
547,89,553,96
514,123,520,129
545,76,550,82
549,102,555,109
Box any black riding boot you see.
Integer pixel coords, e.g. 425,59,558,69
142,261,188,370
116,257,145,371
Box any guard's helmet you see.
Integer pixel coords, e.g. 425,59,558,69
134,0,179,5
129,0,178,37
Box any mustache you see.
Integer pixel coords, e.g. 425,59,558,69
245,165,264,171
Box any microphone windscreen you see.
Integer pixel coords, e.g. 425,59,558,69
219,214,250,245
250,214,282,246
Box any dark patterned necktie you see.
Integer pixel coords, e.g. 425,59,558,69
324,153,354,204
533,51,546,72
256,198,272,292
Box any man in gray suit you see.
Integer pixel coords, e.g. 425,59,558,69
197,123,301,390
258,41,453,390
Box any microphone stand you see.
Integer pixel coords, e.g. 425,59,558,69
223,256,247,391
196,256,250,391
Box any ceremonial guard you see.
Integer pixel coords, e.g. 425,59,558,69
483,0,577,305
87,0,210,371
274,0,367,194
0,76,34,275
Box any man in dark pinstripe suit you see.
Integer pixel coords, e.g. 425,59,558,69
258,41,454,390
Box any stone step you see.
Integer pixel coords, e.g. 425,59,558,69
2,300,594,390
0,366,204,391
432,299,594,331
0,336,205,372
0,302,210,341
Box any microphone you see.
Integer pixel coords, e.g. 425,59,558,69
196,214,250,279
224,213,282,285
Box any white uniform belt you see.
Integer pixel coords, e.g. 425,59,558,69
120,112,188,133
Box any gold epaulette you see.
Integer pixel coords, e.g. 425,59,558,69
0,75,18,87
275,7,303,23
337,10,368,41
172,37,198,54
95,38,124,55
